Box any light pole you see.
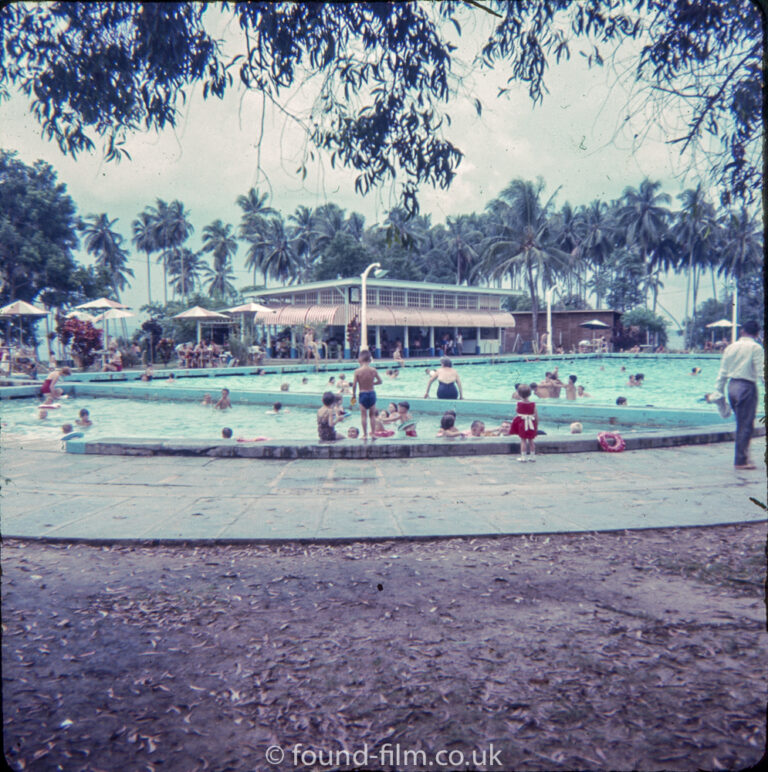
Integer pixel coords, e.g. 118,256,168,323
731,279,738,343
360,262,387,353
544,284,561,355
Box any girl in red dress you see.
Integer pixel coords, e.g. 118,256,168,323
511,383,538,462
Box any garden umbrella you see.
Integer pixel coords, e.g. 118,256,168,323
706,318,737,345
0,300,49,372
93,308,136,352
66,310,98,323
225,302,276,340
578,318,611,346
173,306,230,344
74,297,128,310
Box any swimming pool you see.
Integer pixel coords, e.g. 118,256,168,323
1,393,638,442
128,355,722,411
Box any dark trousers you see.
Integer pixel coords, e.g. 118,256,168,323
727,378,758,466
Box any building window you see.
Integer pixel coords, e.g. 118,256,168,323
407,291,421,307
419,292,431,308
391,290,405,306
294,293,306,305
443,294,456,309
367,288,377,304
433,293,444,308
378,289,392,305
320,289,336,304
305,291,318,305
465,295,478,309
457,294,468,309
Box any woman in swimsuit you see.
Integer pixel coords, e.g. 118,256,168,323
424,357,463,400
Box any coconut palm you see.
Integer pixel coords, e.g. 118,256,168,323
617,179,672,312
147,199,194,305
202,220,238,271
79,213,134,302
444,214,483,285
717,206,762,282
131,209,156,306
253,218,301,284
672,185,718,346
478,179,572,341
168,248,207,299
237,188,276,284
578,200,615,307
201,261,238,299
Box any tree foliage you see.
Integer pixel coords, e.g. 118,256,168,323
0,150,81,306
2,1,760,212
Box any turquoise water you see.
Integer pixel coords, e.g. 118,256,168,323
2,394,614,442
139,356,719,410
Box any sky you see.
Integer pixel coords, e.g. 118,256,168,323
2,3,740,334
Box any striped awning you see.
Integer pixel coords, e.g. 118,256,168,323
253,304,514,328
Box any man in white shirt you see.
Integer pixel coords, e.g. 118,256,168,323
713,319,764,469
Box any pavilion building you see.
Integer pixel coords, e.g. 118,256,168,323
249,278,518,358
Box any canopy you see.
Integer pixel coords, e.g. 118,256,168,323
173,306,231,344
93,308,136,322
225,302,276,315
74,297,128,310
578,318,611,329
173,306,230,320
0,299,48,316
706,318,737,328
66,310,99,323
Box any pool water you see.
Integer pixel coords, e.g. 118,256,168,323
2,395,614,442
146,356,719,410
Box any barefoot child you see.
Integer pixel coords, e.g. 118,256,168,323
351,350,382,440
317,391,344,442
511,383,538,462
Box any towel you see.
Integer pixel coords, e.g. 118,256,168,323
707,391,732,419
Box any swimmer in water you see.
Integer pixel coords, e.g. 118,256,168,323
76,408,92,427
214,388,232,410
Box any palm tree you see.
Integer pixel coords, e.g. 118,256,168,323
202,261,238,299
478,179,572,342
552,202,585,298
150,199,194,305
237,188,276,284
79,213,134,302
617,179,672,312
253,218,300,284
717,206,762,282
202,220,238,271
131,209,156,306
445,214,482,285
672,185,718,346
578,200,615,307
168,248,206,299
288,205,317,282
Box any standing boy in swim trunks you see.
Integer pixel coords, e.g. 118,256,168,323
351,350,382,440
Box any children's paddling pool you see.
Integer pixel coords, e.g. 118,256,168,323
0,393,656,442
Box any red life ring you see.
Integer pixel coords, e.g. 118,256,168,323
597,431,626,452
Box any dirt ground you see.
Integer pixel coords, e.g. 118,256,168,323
2,523,766,772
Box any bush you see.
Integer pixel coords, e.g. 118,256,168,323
56,318,102,370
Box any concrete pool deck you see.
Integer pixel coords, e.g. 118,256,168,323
1,436,765,542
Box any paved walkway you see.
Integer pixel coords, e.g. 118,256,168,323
1,437,765,541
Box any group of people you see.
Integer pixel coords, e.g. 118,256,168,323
515,367,591,401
